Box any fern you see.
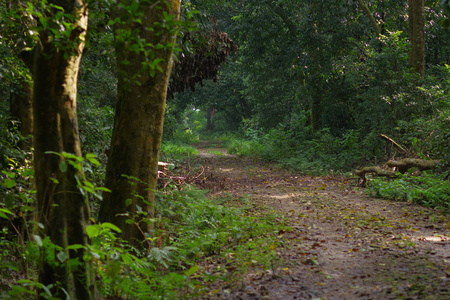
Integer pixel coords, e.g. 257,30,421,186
147,246,178,268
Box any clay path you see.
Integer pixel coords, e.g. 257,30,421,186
193,141,450,300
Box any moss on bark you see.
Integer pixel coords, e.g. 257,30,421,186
99,0,181,247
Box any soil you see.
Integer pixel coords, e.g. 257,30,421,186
191,141,450,300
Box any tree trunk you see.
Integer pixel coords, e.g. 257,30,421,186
310,97,321,134
358,0,381,38
408,0,425,78
206,107,217,131
99,0,181,247
9,79,33,149
32,1,95,298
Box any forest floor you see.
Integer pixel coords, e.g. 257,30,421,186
191,141,450,300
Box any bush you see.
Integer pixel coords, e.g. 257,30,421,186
367,173,450,210
160,141,199,163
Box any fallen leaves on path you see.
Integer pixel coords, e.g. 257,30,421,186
192,142,449,300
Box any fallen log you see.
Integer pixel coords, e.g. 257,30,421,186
386,158,441,174
355,166,397,186
354,166,397,178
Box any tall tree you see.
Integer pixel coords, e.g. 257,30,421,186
408,0,425,78
30,0,95,298
98,0,181,246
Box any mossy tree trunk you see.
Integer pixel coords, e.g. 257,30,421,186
98,0,181,247
32,1,95,298
408,0,425,78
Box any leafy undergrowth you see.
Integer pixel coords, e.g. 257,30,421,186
160,141,199,162
1,168,286,299
367,173,450,210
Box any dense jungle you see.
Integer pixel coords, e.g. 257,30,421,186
0,0,449,299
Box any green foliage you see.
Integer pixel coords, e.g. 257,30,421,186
225,138,264,157
222,124,369,175
155,188,285,273
367,173,450,210
160,141,199,163
2,184,285,299
441,0,450,27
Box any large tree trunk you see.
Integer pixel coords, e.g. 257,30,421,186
408,0,425,78
32,1,95,298
99,0,181,247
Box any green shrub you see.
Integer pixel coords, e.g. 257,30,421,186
160,141,199,162
225,138,263,157
367,173,450,210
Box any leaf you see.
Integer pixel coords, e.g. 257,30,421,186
2,178,16,188
185,265,199,277
57,251,68,263
85,225,102,238
0,208,13,218
45,151,62,157
87,157,100,166
59,162,68,173
85,153,96,159
66,244,85,250
83,180,95,189
121,253,134,265
34,235,43,246
101,222,122,233
41,284,53,298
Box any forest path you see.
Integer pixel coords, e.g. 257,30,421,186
192,141,449,300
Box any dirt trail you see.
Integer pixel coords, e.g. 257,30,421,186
193,141,450,300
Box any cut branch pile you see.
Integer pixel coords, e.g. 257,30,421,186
157,161,205,189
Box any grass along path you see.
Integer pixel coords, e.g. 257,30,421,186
192,141,450,299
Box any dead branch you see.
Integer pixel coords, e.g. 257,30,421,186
355,166,397,186
378,134,409,155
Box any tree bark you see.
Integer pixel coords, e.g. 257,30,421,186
387,158,441,173
408,0,425,78
32,1,95,298
206,107,217,131
355,166,397,186
99,0,181,247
